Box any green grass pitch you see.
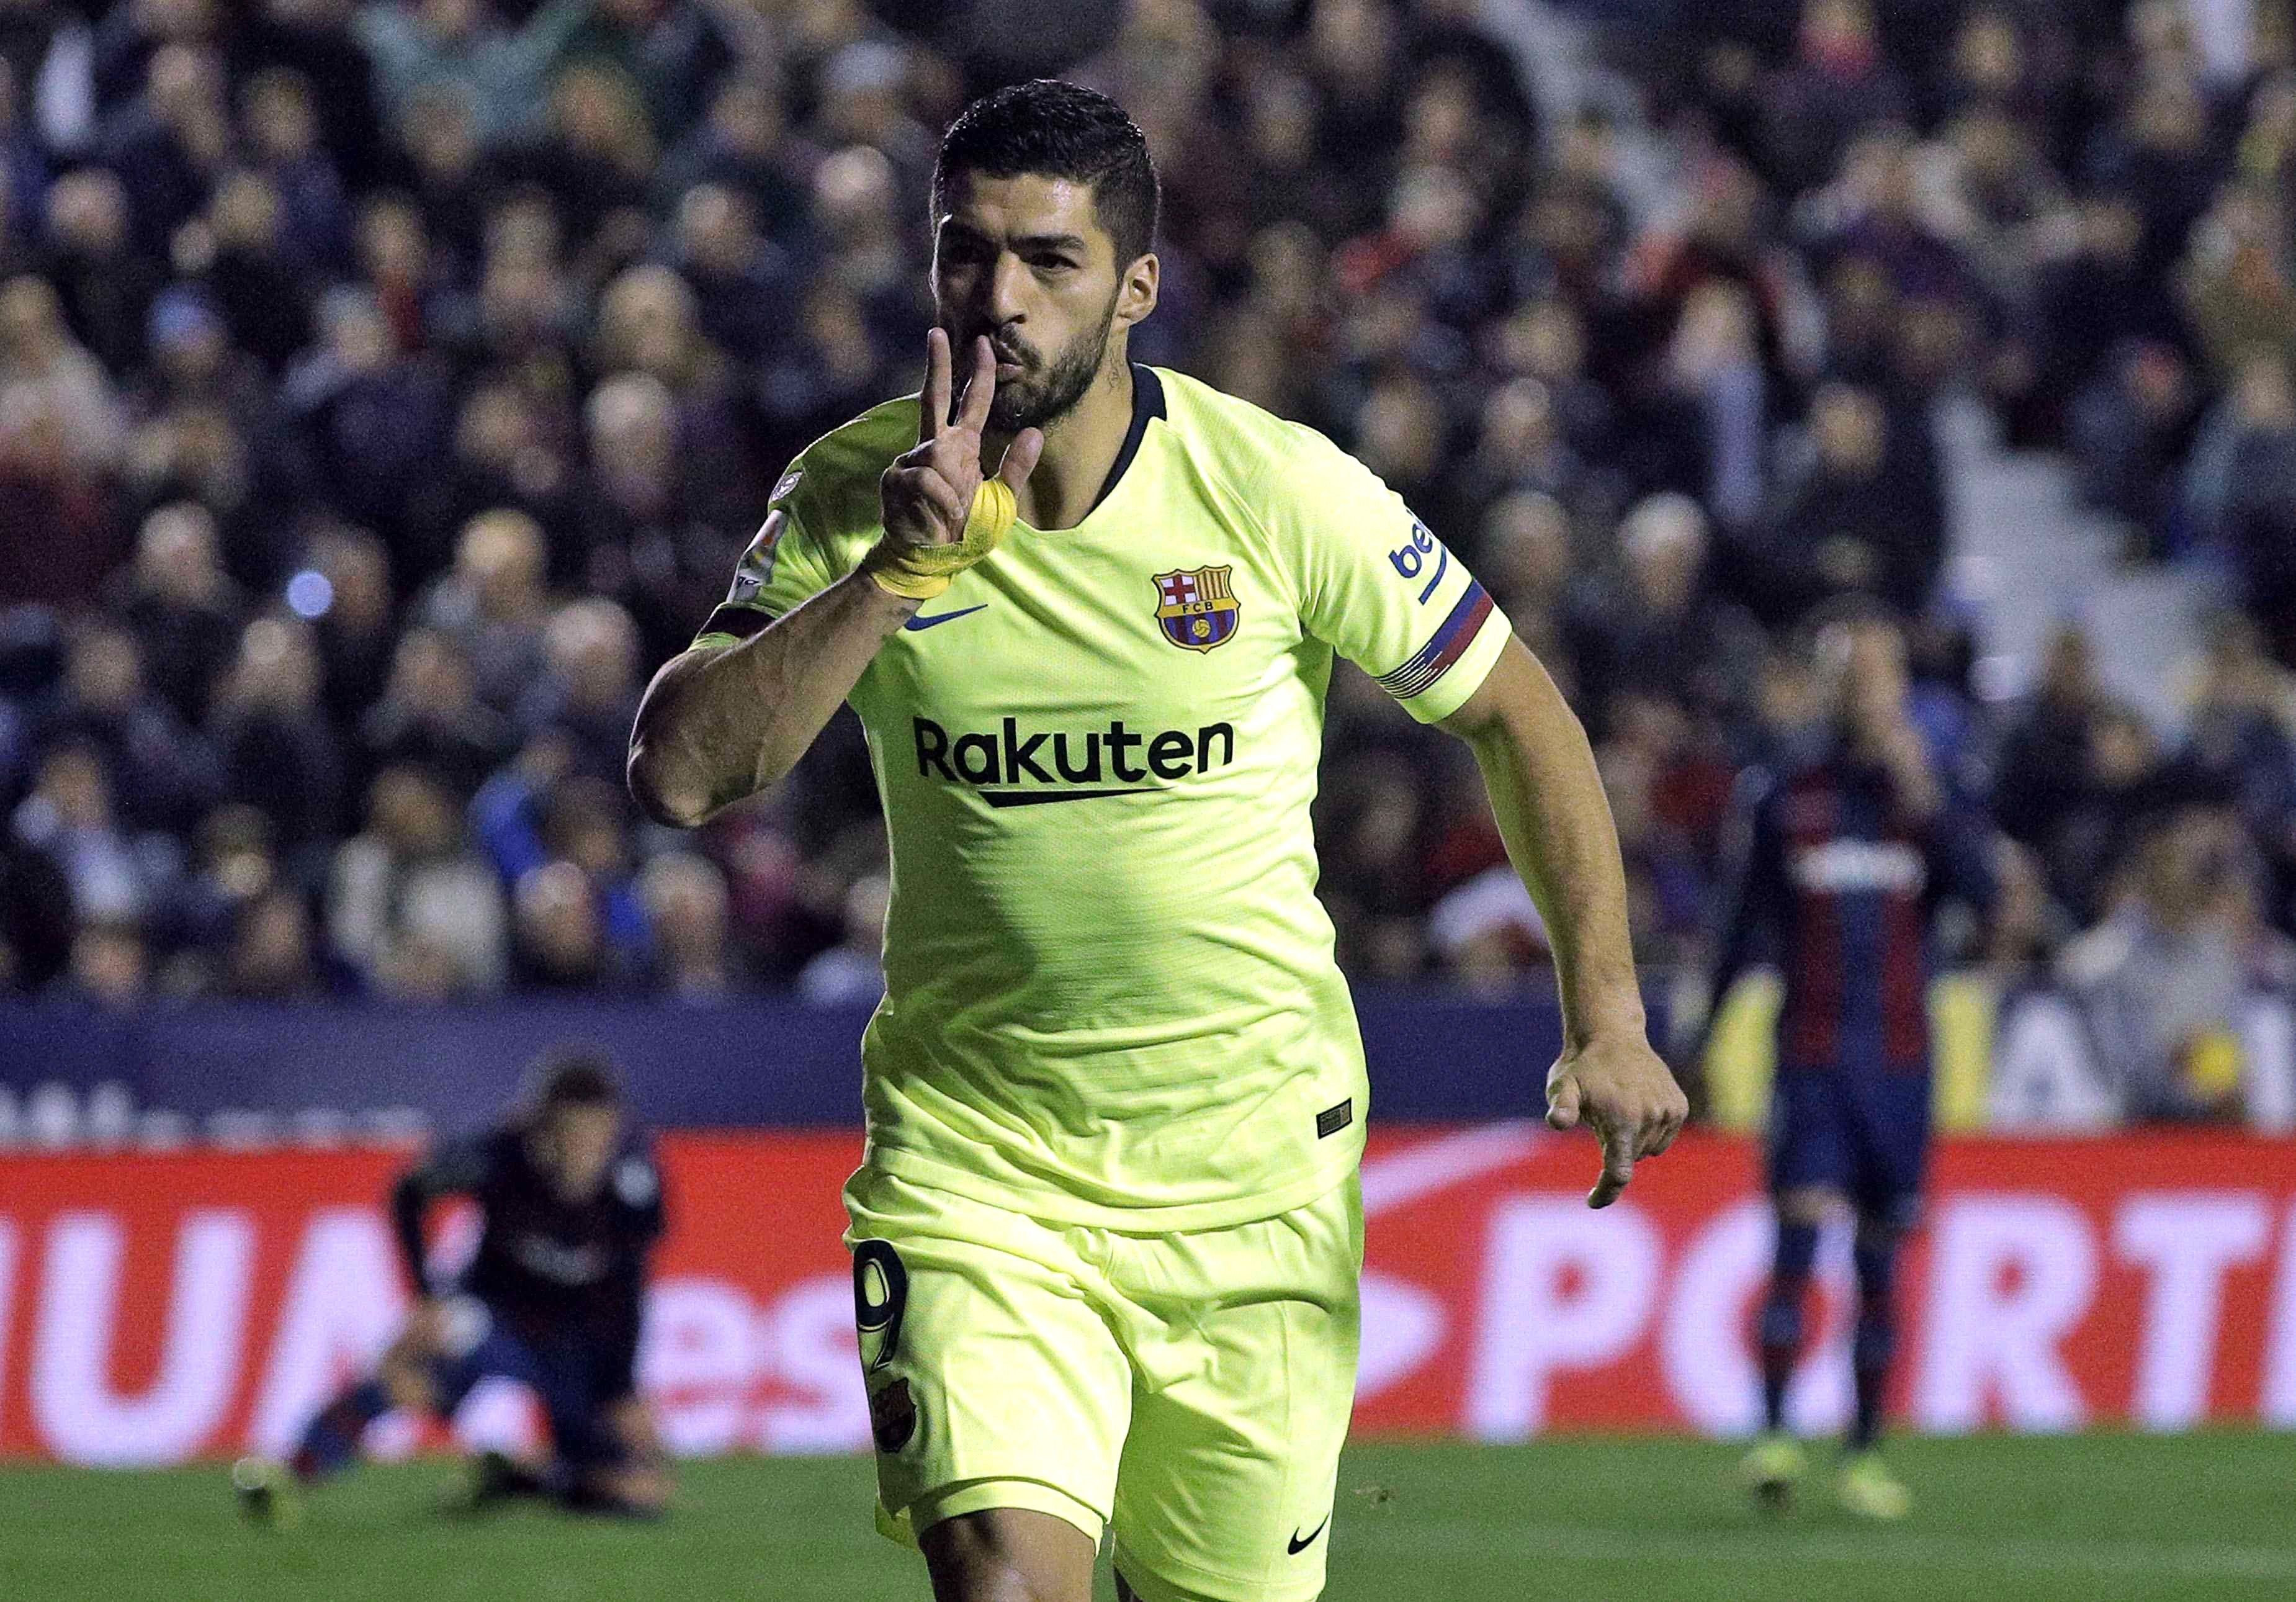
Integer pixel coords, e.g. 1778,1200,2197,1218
4,1433,2289,1601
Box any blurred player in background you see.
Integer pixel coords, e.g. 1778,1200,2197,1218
1702,609,2013,1519
235,1051,668,1524
629,78,1685,1602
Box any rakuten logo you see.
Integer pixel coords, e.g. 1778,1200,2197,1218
913,715,1234,802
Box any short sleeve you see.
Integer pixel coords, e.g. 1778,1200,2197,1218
691,466,843,649
1273,428,1510,723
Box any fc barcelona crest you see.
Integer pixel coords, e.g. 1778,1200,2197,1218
1153,566,1241,652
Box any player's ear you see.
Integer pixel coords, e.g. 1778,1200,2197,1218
1114,251,1159,328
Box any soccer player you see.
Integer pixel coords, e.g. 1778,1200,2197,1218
235,1051,669,1524
1703,611,2004,1519
627,80,1685,1602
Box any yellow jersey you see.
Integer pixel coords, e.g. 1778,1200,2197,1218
697,365,1510,1229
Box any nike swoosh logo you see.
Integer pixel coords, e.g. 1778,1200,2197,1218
1287,1516,1329,1555
904,605,987,632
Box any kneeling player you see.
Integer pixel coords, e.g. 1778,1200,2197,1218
236,1052,668,1523
1703,611,2009,1519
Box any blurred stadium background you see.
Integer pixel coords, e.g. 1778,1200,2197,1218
1,0,2295,1595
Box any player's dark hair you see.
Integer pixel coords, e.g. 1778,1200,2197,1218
527,1050,624,1114
932,79,1159,266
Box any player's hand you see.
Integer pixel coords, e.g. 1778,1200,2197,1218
878,329,1042,550
1545,1034,1688,1209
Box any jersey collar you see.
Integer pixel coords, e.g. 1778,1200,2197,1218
1085,362,1165,519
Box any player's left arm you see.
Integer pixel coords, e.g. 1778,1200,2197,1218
1269,423,1685,1204
1440,639,1690,1207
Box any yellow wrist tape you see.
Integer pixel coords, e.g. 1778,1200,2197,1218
868,479,1016,600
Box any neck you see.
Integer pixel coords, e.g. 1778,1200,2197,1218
994,354,1134,531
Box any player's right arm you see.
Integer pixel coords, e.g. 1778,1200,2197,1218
388,1138,492,1356
627,331,1040,827
625,551,922,827
1707,773,1787,1007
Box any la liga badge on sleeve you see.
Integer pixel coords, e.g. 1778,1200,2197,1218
1153,565,1241,652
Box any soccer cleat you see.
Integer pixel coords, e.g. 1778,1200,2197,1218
231,1456,303,1532
469,1451,554,1510
1740,1433,1807,1513
1837,1451,1913,1521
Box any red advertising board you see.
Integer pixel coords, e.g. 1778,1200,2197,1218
3,1127,2295,1464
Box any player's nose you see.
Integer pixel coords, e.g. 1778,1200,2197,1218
986,253,1031,326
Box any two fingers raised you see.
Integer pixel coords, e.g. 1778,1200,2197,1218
917,328,999,444
891,331,1039,544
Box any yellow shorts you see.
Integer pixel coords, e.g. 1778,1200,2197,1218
843,1168,1363,1602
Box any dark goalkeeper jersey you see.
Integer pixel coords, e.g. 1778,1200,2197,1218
392,1124,665,1338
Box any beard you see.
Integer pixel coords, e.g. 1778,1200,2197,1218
970,290,1119,433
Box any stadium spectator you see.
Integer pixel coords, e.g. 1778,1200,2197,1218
2058,776,2296,1123
2070,337,2202,551
221,880,331,997
98,43,234,258
207,611,343,868
473,729,650,978
639,850,730,997
510,855,643,991
41,169,162,384
278,285,452,546
34,619,219,832
512,596,642,783
1478,488,1576,688
66,917,150,1004
1566,492,1763,742
796,870,886,1005
563,0,734,149
404,379,578,584
0,272,126,477
361,624,511,799
353,0,594,149
145,800,279,990
569,372,750,665
2178,613,2296,929
2019,191,2169,447
304,523,400,735
229,0,390,194
2189,351,2296,665
1992,624,2109,850
194,168,318,371
653,74,809,245
329,762,506,997
669,182,792,369
110,502,242,727
1758,0,1913,199
1757,380,1945,622
12,739,156,926
415,509,553,718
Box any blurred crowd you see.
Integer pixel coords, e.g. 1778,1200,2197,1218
0,0,2290,1052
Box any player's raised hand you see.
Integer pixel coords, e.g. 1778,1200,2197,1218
880,329,1043,550
1545,1035,1688,1208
